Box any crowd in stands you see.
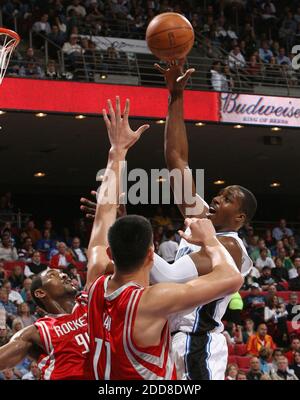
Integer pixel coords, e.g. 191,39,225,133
2,0,300,87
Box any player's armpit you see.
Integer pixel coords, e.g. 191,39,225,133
0,325,41,371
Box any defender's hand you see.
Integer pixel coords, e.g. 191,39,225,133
179,218,217,246
103,96,149,153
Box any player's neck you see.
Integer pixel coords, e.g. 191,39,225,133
46,296,76,315
216,227,237,233
110,268,150,290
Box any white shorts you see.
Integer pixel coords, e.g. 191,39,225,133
172,331,228,380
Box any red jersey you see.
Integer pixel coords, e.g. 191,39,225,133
88,275,176,380
34,292,90,380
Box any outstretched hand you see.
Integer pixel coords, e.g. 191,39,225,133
178,217,217,246
103,96,150,153
154,60,195,95
80,191,126,219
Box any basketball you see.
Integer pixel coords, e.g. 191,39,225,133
146,12,195,61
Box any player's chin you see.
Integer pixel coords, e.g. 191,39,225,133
65,283,78,294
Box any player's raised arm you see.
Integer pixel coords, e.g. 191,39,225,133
85,97,149,289
142,218,243,317
0,325,41,371
155,61,207,218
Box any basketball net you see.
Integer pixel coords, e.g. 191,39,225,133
0,28,20,85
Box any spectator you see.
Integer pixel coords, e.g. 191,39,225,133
50,242,74,269
259,347,272,374
264,296,288,343
269,348,283,372
45,60,61,79
17,302,36,327
24,251,48,278
9,265,25,291
257,266,277,291
2,280,24,305
236,370,247,380
21,361,41,380
18,237,35,262
19,62,44,79
279,11,297,47
36,229,56,260
20,278,34,310
43,219,57,239
228,45,246,71
271,257,289,284
158,231,178,263
11,317,24,335
285,338,300,364
223,321,243,346
270,355,299,380
67,0,87,18
246,357,263,380
289,266,300,291
255,248,275,271
259,40,273,63
0,368,18,380
210,61,229,91
242,318,255,344
70,237,87,262
25,220,41,246
62,35,84,69
68,263,83,286
0,233,18,261
250,239,271,262
288,256,300,280
32,13,51,35
272,219,293,241
0,261,7,286
247,323,276,356
277,47,292,66
286,292,299,321
48,25,66,58
0,288,17,326
225,363,238,380
264,228,276,248
244,283,266,325
277,248,294,272
289,350,300,379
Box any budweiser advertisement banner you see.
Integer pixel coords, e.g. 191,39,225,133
220,92,300,127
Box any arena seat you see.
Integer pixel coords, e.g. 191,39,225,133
227,355,237,365
234,344,247,356
278,291,296,302
236,356,251,370
3,261,26,271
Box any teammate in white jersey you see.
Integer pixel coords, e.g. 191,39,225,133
151,61,257,380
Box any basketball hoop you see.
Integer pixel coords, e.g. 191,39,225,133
0,28,20,84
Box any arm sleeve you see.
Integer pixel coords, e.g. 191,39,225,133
150,253,198,284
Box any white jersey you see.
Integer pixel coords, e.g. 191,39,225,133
170,230,252,335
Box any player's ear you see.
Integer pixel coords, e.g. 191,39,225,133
106,246,113,261
147,245,155,263
236,212,246,225
34,288,46,301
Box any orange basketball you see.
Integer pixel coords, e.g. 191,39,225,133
146,12,195,61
